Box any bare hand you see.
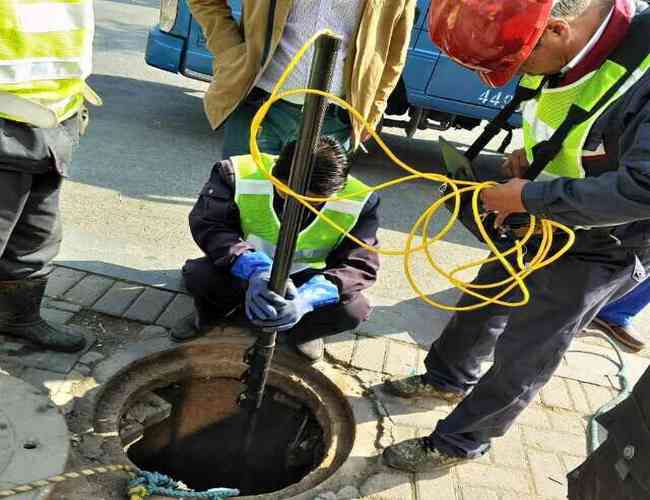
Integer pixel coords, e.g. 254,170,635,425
501,148,530,178
480,179,530,227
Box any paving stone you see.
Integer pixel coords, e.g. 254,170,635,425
460,487,499,500
565,379,591,415
491,427,527,469
456,463,532,493
44,300,83,313
415,471,456,500
45,267,86,298
92,281,144,317
522,427,587,457
517,405,552,430
351,335,387,373
156,293,194,328
379,392,448,429
360,472,414,500
560,454,585,474
124,288,175,323
336,485,360,500
581,383,616,412
139,325,168,339
325,331,357,365
78,351,105,366
384,341,418,377
527,450,567,497
41,307,74,325
63,275,115,307
547,410,587,435
540,377,574,411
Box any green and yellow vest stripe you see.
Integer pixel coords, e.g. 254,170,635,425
232,153,372,273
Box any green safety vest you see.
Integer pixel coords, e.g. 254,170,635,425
521,54,650,178
232,153,372,273
0,0,97,125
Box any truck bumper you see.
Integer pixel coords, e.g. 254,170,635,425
145,27,185,74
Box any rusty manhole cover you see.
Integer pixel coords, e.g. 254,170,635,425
88,334,356,499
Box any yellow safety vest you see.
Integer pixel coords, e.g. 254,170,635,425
0,0,99,126
232,153,372,274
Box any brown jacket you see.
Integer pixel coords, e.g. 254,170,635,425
186,0,416,147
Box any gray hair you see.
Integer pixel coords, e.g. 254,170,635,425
550,0,613,19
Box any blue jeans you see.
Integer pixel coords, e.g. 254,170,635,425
598,276,650,326
222,88,351,158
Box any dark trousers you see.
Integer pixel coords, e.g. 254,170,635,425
182,257,371,342
0,169,62,280
222,88,351,158
423,232,649,458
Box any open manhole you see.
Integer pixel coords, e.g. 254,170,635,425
91,335,355,499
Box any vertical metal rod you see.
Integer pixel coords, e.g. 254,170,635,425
238,33,342,483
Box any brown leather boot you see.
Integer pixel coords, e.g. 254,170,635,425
0,278,86,352
591,317,646,353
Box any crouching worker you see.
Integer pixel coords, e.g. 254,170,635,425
172,136,380,362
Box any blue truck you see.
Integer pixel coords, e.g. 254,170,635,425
145,0,521,137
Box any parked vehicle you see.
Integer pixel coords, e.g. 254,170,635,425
145,0,521,138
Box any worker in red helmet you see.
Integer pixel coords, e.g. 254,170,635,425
381,0,650,480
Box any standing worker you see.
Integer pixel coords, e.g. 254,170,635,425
0,0,98,352
172,136,380,362
382,0,650,472
186,0,416,157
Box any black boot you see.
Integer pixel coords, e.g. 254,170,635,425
0,278,86,353
170,298,226,342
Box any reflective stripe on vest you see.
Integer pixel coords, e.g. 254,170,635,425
521,55,650,178
232,153,372,272
0,0,95,124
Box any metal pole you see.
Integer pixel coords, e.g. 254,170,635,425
238,32,342,480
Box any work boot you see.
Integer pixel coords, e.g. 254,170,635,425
0,278,86,353
590,317,646,353
170,300,220,342
293,337,324,363
383,436,473,473
384,375,465,403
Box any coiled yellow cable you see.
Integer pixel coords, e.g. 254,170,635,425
247,30,575,312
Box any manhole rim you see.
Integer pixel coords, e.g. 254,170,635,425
82,334,358,499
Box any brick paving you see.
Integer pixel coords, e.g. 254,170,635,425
0,263,648,499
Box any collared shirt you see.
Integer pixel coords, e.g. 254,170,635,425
257,0,365,104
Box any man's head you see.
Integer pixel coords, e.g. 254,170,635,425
428,0,614,87
274,136,350,200
519,0,614,76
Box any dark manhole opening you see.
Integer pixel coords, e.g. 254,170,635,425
125,376,325,496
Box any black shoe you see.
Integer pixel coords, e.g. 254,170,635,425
170,299,224,343
383,436,474,473
0,278,86,353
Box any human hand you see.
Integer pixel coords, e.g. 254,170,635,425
249,284,312,332
501,148,530,179
245,271,297,322
480,179,530,228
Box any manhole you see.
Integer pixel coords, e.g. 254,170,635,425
90,335,356,499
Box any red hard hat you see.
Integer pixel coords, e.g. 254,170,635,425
428,0,554,87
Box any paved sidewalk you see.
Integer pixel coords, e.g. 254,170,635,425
0,264,648,500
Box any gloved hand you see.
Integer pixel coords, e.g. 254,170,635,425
230,251,273,281
250,275,339,332
244,270,298,323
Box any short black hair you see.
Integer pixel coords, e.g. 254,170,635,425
274,136,350,197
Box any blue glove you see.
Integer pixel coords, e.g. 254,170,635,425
250,275,339,332
245,271,298,323
230,251,273,280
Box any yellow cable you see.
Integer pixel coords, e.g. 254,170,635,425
246,30,576,312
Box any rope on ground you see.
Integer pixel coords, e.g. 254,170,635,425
127,471,239,500
250,29,577,312
0,464,135,498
